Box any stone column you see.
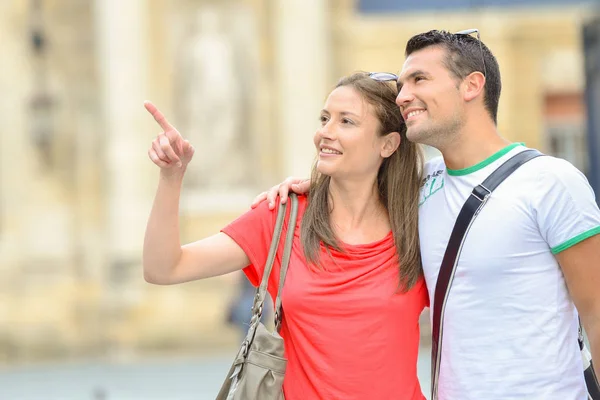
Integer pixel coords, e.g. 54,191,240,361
93,0,157,356
94,0,152,263
509,36,544,150
0,3,28,271
273,0,332,178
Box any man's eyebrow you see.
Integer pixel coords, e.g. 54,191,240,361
397,70,430,87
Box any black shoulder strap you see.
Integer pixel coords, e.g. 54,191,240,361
430,149,543,400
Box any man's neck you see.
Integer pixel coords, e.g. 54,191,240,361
439,121,511,171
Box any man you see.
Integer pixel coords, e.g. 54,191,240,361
253,30,600,399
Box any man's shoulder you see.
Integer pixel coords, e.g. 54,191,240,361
510,151,596,208
420,157,447,207
424,156,446,175
521,151,588,184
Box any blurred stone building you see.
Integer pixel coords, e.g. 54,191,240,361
0,0,597,363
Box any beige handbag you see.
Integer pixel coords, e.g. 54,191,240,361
216,194,298,400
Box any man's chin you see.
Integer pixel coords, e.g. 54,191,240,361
406,127,424,143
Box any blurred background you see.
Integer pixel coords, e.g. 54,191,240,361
0,0,599,399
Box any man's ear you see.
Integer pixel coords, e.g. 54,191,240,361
463,71,486,102
381,131,401,158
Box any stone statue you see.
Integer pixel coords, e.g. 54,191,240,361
177,6,253,191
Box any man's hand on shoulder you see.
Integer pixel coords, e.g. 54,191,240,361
251,177,310,210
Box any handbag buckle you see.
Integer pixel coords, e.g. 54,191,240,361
240,340,249,358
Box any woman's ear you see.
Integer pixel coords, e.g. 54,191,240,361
381,131,401,158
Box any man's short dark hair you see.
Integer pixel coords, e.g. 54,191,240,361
405,30,501,124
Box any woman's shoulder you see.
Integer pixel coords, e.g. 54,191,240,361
247,193,308,218
286,194,309,223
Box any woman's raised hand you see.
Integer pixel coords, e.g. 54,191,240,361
145,101,194,175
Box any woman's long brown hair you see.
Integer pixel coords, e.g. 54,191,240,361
300,72,424,291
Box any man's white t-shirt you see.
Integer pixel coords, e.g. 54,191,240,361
419,143,600,399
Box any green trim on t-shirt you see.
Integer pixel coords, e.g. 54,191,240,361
551,226,600,254
447,143,525,176
419,177,445,207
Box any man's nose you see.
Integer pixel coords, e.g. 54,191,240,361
396,86,414,110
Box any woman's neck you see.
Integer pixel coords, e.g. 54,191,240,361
328,176,390,244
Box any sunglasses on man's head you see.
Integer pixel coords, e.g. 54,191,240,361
455,28,487,78
368,28,487,89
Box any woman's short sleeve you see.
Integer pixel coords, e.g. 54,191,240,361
221,200,278,286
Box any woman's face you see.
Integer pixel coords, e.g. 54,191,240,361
314,85,394,180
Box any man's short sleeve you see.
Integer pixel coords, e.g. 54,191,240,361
533,158,600,254
221,200,277,286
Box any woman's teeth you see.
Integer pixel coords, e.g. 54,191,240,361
321,148,342,155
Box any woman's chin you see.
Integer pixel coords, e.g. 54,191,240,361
316,164,335,177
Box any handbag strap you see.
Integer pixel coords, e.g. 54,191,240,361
246,194,299,339
430,149,543,399
275,193,299,332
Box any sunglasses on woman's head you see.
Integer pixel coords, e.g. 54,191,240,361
368,72,401,93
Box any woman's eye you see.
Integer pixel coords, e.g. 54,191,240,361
320,116,329,124
342,118,354,125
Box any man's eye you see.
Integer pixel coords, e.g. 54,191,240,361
415,76,425,82
320,116,329,124
342,118,354,125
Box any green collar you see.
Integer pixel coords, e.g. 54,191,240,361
447,143,525,176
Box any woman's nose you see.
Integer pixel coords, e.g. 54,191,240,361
317,123,335,140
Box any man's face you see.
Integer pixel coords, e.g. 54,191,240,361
396,46,465,147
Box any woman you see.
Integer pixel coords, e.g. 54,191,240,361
143,72,428,399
